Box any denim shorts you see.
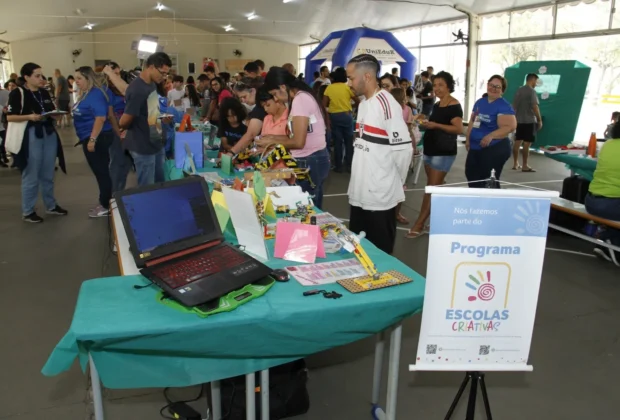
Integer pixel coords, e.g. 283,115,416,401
423,154,456,172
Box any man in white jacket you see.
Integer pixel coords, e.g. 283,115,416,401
346,54,413,254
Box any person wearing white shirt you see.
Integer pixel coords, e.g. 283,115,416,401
167,75,185,112
345,54,413,254
316,65,332,86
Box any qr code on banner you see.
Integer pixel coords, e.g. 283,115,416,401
479,345,491,355
426,344,437,355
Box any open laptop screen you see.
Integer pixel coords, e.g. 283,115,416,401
121,180,217,255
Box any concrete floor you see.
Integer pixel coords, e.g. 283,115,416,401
0,128,618,420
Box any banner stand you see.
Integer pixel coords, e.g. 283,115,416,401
445,371,492,420
409,172,559,419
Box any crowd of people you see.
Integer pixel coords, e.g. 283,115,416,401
0,52,617,262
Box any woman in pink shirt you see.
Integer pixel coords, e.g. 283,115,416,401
206,76,232,123
257,88,289,136
258,67,330,208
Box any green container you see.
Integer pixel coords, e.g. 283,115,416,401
504,60,591,147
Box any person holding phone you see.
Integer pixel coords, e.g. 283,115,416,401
7,62,67,223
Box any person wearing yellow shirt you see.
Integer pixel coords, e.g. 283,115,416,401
585,120,620,266
323,67,359,173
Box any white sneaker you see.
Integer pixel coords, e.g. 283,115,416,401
89,205,110,218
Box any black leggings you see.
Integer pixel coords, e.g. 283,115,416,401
465,139,511,188
82,131,113,208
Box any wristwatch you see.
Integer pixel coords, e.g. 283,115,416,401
89,137,97,143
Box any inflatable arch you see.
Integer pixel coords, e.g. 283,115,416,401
304,27,417,84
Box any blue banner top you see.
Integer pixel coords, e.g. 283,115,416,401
430,195,551,238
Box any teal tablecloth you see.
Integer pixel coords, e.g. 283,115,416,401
43,147,426,388
42,238,425,388
544,152,597,181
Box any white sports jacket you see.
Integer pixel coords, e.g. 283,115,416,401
348,90,413,211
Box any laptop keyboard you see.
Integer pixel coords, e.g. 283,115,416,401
152,246,250,289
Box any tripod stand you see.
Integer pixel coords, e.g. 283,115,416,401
444,371,492,420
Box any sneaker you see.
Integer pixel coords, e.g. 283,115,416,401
593,246,612,262
23,212,44,223
46,205,68,216
89,205,110,218
593,242,619,267
606,240,620,267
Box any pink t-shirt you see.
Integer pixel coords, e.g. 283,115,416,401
261,108,289,136
218,89,232,103
290,91,326,158
402,105,413,124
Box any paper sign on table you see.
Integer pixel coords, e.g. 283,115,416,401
253,171,267,201
274,222,325,263
214,203,235,234
223,188,268,261
211,190,234,234
264,194,276,220
246,188,277,221
221,154,233,175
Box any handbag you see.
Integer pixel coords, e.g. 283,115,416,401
5,87,28,154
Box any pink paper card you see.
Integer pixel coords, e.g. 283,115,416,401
275,222,326,263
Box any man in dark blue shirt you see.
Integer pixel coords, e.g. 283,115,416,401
120,52,172,186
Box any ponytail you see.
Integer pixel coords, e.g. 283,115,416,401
264,66,328,130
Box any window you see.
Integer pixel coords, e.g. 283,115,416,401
420,20,467,46
477,35,620,143
0,59,11,86
419,45,467,106
393,28,420,48
299,43,319,78
480,13,510,41
509,7,554,38
556,0,611,34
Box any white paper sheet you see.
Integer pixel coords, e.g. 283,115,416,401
222,188,269,261
266,186,313,208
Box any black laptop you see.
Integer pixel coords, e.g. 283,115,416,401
114,177,273,307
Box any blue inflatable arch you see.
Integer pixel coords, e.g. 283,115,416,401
304,27,417,84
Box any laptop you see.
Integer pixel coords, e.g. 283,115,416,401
114,177,273,307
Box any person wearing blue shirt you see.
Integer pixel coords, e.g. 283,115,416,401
73,66,115,217
106,84,131,192
465,75,517,188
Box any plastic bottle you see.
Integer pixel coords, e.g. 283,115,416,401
584,220,598,237
587,132,597,157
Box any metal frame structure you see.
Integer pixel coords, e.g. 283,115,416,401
300,0,619,121
87,323,404,420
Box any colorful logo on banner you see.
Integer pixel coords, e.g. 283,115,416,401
513,201,547,235
446,262,512,333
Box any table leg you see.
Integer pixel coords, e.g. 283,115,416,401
246,373,256,420
370,324,402,420
260,369,269,420
89,354,105,420
372,331,386,404
211,381,221,420
385,324,402,420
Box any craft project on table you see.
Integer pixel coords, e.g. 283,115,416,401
285,258,368,286
222,187,268,261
